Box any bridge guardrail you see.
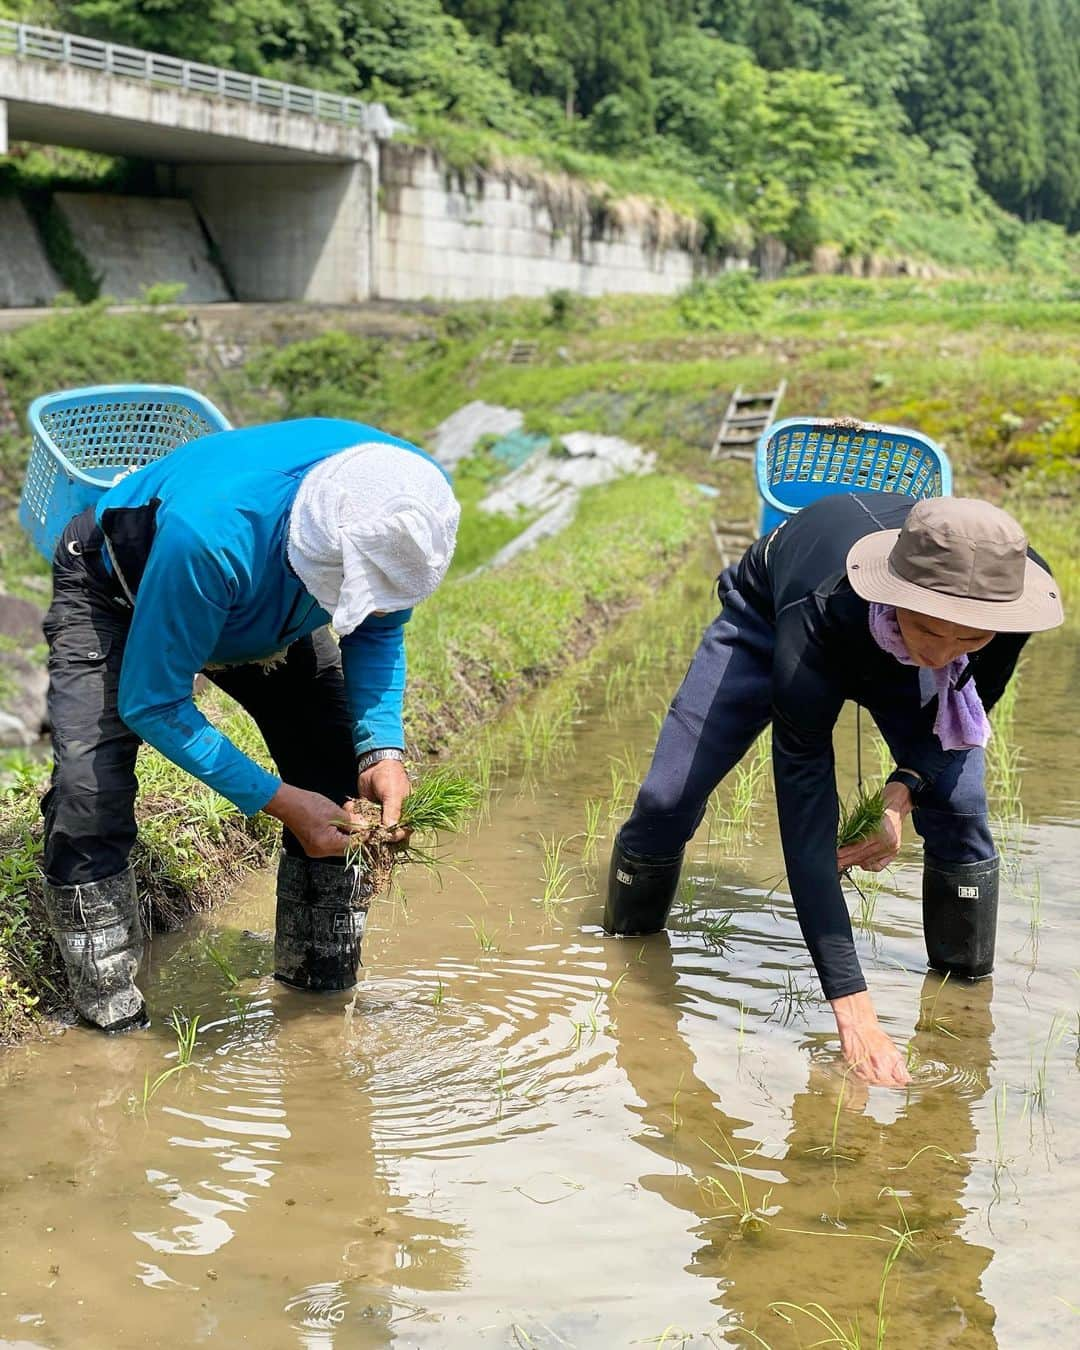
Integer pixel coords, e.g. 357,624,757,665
0,18,388,133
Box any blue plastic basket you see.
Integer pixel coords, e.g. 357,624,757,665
755,417,952,535
18,384,231,560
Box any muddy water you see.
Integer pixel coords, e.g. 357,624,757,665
3,568,1079,1349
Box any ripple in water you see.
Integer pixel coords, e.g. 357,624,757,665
343,955,624,1159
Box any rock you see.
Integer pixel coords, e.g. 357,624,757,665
432,401,524,470
480,432,654,516
0,592,46,644
484,497,579,571
0,651,49,741
0,710,34,749
0,591,49,741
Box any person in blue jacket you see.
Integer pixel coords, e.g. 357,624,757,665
40,418,460,1033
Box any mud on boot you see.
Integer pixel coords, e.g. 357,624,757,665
923,853,999,980
274,853,373,992
43,868,149,1033
603,839,684,936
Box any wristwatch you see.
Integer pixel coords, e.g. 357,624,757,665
886,767,924,798
357,747,407,774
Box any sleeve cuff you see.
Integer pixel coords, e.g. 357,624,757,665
236,769,283,818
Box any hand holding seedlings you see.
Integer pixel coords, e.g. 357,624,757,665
836,781,913,874
357,757,413,845
264,784,366,858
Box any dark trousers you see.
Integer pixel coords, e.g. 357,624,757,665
41,510,356,886
620,568,995,865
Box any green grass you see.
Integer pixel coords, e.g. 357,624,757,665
403,472,709,754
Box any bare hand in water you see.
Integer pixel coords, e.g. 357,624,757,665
831,990,912,1087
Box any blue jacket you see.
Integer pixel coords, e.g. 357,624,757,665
95,418,449,816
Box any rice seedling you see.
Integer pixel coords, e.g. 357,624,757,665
698,1131,774,1235
915,973,957,1039
203,938,240,990
769,972,817,1025
702,910,735,952
537,833,576,913
770,1191,920,1350
170,1008,200,1066
400,770,482,835
226,993,251,1030
729,732,771,833
989,1082,1014,1209
581,797,604,862
131,1008,201,1115
340,768,481,900
806,1067,855,1162
837,783,886,849
1023,1012,1068,1117
604,661,632,715
768,1302,860,1350
432,976,445,1007
466,914,498,952
849,867,884,931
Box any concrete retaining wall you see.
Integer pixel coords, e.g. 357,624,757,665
55,192,230,301
177,161,372,303
376,144,704,302
0,195,60,307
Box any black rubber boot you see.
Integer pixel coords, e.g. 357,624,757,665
274,854,373,992
603,839,683,936
923,853,999,980
43,868,149,1033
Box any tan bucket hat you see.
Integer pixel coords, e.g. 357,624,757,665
846,497,1063,633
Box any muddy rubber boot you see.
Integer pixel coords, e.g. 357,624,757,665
43,868,149,1034
923,853,999,980
603,839,683,936
274,854,373,992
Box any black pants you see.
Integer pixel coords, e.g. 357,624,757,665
41,509,357,886
621,567,995,866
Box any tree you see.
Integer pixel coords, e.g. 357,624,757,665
749,0,800,68
908,0,1045,216
1030,0,1080,223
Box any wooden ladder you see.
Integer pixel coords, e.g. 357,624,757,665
709,380,787,462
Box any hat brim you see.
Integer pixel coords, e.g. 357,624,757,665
846,529,1064,633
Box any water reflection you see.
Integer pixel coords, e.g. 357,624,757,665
601,930,997,1346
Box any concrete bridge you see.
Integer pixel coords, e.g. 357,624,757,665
1,20,708,309
0,20,394,301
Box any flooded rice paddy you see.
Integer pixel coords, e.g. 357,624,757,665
2,562,1079,1349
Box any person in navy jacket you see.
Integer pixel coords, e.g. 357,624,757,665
40,418,460,1032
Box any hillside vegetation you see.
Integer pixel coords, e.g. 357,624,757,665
2,1,1078,274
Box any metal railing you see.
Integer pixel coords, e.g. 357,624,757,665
0,18,388,133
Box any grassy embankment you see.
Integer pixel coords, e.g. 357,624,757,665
1,275,1077,1039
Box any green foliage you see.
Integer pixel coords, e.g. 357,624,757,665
251,330,384,419
678,271,767,330
0,303,188,498
31,0,1080,264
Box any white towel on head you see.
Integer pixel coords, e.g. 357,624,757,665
287,442,460,636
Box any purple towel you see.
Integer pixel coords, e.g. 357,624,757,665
868,604,992,752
